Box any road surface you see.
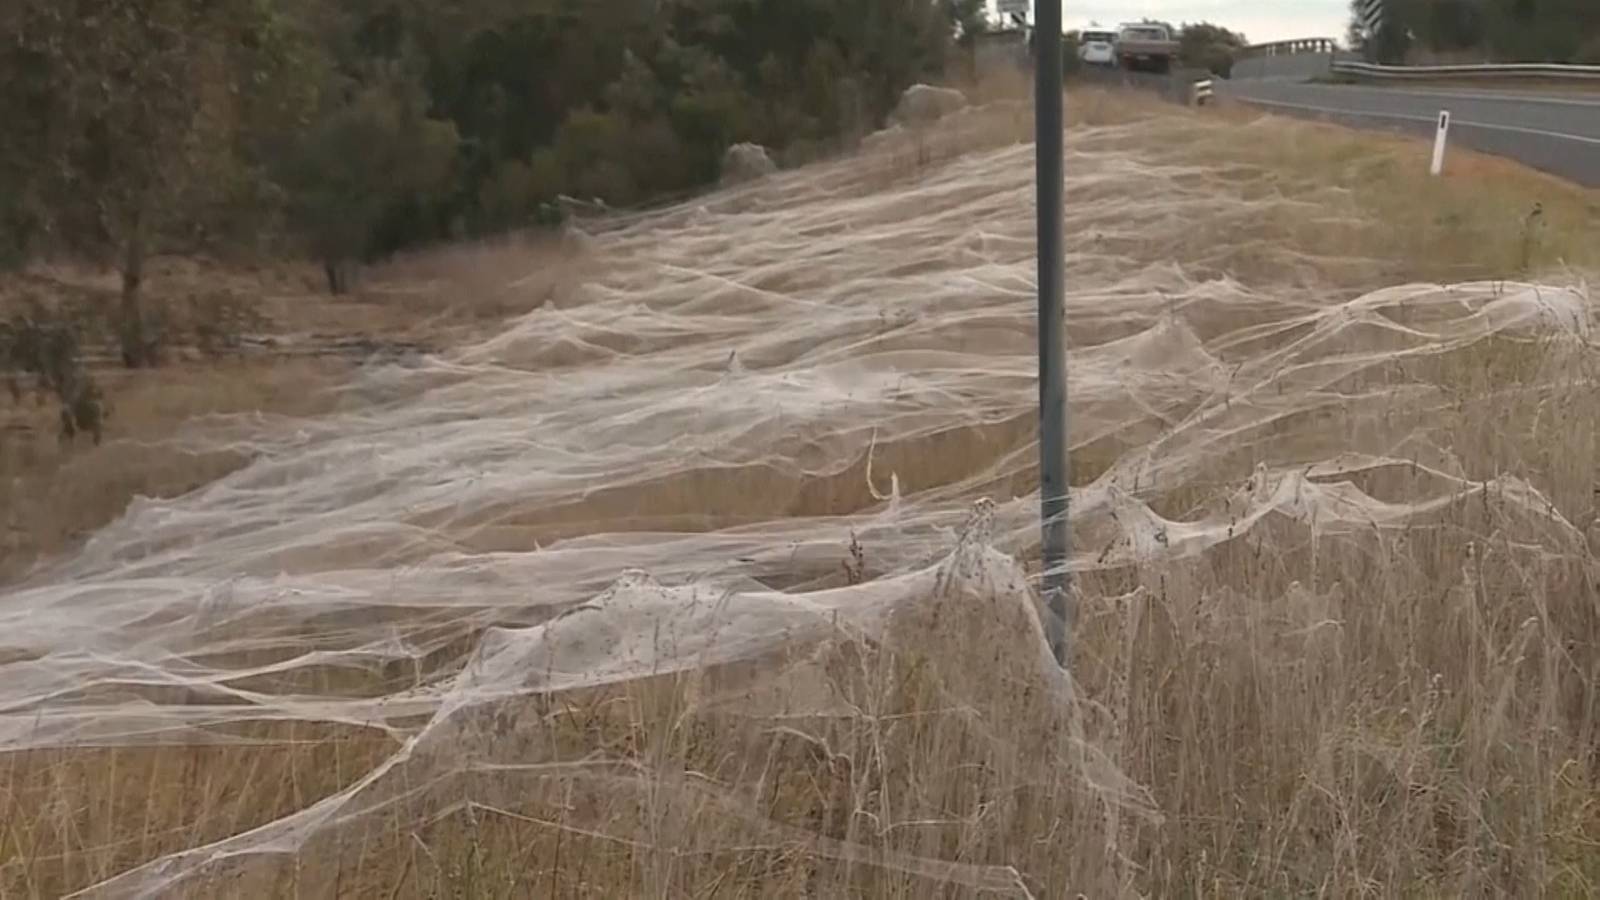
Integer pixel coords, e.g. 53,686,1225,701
1221,80,1600,186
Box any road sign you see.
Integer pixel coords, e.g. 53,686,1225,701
997,0,1030,17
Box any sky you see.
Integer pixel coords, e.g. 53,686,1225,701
995,2,1353,45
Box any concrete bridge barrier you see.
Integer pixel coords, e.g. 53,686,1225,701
1233,38,1347,81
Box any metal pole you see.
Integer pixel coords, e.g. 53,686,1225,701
1034,1,1070,666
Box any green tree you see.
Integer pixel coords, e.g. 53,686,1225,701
1179,23,1248,77
1353,0,1600,63
945,0,988,46
278,71,460,294
6,0,982,281
4,0,307,366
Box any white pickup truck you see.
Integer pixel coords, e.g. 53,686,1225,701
1116,23,1179,74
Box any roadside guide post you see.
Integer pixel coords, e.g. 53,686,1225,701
1431,110,1451,176
1033,0,1071,666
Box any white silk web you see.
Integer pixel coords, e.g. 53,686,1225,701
1,110,1592,898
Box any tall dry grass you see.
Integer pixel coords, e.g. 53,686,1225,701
5,93,1600,898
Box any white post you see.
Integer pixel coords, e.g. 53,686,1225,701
1431,110,1451,176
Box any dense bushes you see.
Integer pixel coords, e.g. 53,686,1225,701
1,0,982,300
1354,0,1600,64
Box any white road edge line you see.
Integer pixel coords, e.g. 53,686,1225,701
1235,96,1600,146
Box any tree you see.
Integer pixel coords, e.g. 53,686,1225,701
1350,0,1600,63
278,71,460,294
6,0,983,284
1347,1,1373,56
1421,0,1485,53
1060,32,1083,76
945,0,988,46
1179,22,1248,77
1356,0,1415,63
5,0,307,366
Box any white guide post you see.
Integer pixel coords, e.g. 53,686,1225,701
1431,110,1451,176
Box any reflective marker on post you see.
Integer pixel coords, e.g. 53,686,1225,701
1431,110,1451,176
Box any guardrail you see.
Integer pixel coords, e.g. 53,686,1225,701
1331,59,1600,81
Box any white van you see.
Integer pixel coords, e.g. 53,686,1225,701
1079,30,1117,66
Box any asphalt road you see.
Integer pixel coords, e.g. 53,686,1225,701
1220,80,1600,186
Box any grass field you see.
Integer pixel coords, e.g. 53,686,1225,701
4,90,1600,897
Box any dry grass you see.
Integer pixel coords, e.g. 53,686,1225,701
0,235,584,581
6,95,1600,898
1203,99,1600,281
0,358,345,579
865,84,1598,283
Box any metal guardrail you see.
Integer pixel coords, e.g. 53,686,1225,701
1331,59,1600,80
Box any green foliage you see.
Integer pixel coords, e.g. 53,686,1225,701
2,0,312,364
292,0,966,250
2,0,973,287
278,71,460,271
8,0,299,251
1179,23,1248,77
0,304,105,444
1353,0,1600,63
1061,34,1083,77
945,0,988,47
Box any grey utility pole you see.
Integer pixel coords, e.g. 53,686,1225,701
1033,1,1070,666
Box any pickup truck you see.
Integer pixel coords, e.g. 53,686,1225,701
1116,23,1178,74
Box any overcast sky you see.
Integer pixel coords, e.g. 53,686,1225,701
998,2,1353,44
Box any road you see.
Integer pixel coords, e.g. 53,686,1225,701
1220,80,1600,186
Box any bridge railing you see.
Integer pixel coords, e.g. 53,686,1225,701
1239,38,1340,58
1233,39,1343,80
